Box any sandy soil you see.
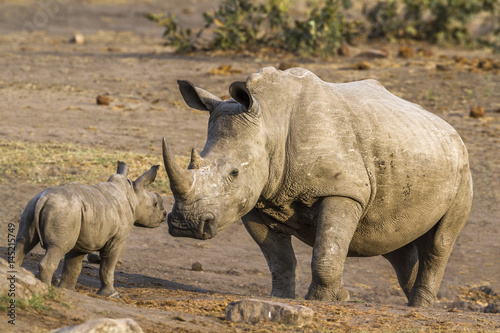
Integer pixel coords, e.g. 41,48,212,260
0,1,499,332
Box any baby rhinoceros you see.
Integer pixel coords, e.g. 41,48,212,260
15,161,167,297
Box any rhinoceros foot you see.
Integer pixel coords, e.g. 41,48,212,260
305,284,350,302
97,287,120,298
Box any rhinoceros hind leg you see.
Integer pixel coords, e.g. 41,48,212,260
59,251,86,290
383,241,419,301
409,189,471,307
39,246,65,285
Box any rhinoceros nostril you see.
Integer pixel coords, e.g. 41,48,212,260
200,212,217,239
200,213,215,225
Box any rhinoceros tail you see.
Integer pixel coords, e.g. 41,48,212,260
33,194,49,249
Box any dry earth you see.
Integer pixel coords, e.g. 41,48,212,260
0,1,499,332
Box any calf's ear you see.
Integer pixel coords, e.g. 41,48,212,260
178,80,221,112
229,81,254,112
134,165,160,189
117,161,129,176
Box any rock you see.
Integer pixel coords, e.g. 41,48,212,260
225,299,314,327
484,303,499,313
69,33,84,44
398,46,414,59
192,262,203,271
417,48,432,57
51,318,143,333
470,106,485,118
353,61,371,70
337,44,350,56
446,301,483,312
96,94,110,105
0,258,48,301
436,64,452,71
356,49,388,58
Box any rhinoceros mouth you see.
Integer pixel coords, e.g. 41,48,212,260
167,212,217,240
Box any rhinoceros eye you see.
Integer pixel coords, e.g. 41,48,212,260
230,168,239,178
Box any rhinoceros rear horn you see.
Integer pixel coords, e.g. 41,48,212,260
162,137,194,197
134,165,159,189
188,148,207,170
229,81,253,111
116,161,129,176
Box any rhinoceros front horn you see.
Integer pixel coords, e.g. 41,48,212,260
162,137,194,198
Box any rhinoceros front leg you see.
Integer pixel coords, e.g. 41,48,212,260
306,196,362,301
242,208,296,299
97,240,126,298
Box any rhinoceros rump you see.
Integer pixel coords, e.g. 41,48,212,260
163,67,472,307
15,161,167,297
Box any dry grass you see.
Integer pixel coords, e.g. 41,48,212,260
0,140,190,195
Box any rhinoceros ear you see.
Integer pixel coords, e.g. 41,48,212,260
134,165,159,189
229,81,253,111
116,161,129,177
178,80,221,112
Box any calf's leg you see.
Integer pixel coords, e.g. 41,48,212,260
97,241,126,298
39,246,65,285
59,251,86,289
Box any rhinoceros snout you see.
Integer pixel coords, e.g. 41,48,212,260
167,211,218,240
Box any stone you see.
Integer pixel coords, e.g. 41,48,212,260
192,262,203,271
96,94,110,105
0,257,48,301
337,44,350,56
225,299,314,327
50,318,143,333
69,33,84,45
484,303,499,313
356,49,389,59
470,106,485,118
353,61,371,70
398,46,414,59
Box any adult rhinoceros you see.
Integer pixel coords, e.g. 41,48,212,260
163,67,472,307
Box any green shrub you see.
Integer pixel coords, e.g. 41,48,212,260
146,13,199,52
148,0,500,56
366,0,499,45
148,0,361,58
284,0,363,57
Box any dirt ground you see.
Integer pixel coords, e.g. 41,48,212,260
0,0,499,332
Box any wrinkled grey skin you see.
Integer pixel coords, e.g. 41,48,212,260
163,67,473,307
15,161,167,297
